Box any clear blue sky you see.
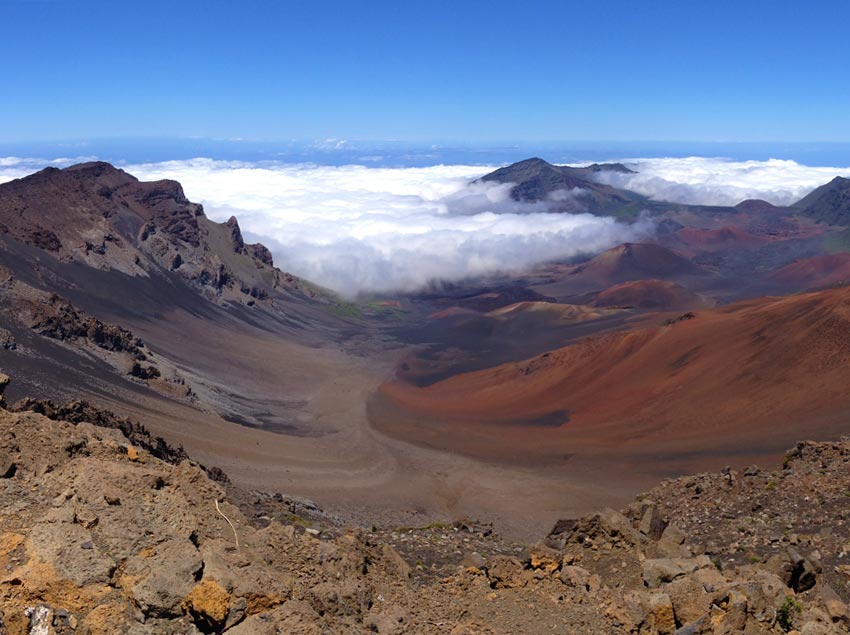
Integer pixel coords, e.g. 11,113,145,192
3,0,850,143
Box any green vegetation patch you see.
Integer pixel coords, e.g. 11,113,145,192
777,596,802,632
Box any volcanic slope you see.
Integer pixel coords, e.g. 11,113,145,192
794,176,850,226
570,243,704,282
591,279,708,310
675,224,764,252
0,161,374,433
482,158,850,305
767,253,850,291
373,284,850,477
533,242,710,300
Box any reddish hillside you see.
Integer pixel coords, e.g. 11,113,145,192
570,243,704,283
768,253,850,290
591,279,706,310
373,286,850,465
676,225,761,250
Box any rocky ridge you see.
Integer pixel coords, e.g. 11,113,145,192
0,162,308,306
0,268,190,398
0,374,848,634
793,177,850,226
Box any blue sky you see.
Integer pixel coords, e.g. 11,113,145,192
3,0,850,144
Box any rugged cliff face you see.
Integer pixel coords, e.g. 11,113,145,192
0,162,308,306
0,374,847,635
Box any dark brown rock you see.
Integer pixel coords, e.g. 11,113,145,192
226,216,245,252
486,555,527,589
766,548,817,592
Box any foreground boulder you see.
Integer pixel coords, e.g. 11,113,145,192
766,548,819,592
0,407,418,634
642,556,713,588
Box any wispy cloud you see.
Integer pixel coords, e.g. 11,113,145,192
0,155,97,178
591,157,850,207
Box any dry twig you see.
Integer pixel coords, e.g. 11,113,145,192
215,499,240,548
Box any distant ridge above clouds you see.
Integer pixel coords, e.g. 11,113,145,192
477,157,647,219
3,154,849,296
591,156,850,206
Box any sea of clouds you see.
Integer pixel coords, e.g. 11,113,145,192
124,160,652,295
593,157,850,207
1,156,848,296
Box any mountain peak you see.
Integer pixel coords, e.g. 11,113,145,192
793,174,850,226
64,160,127,174
735,199,777,212
511,157,554,169
572,242,703,283
476,157,647,217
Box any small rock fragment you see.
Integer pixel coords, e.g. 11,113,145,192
0,451,16,479
648,593,676,635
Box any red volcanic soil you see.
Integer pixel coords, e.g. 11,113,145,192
372,285,850,472
591,279,707,311
676,225,762,250
430,301,613,325
570,242,704,283
428,306,478,320
768,253,850,290
449,287,556,312
483,301,617,323
530,243,712,300
399,301,628,387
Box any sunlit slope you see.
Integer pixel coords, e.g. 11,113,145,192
375,285,850,461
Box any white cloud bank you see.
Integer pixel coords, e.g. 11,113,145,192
592,157,850,207
2,155,848,296
120,160,651,296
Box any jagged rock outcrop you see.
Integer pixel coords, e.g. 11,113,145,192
8,397,190,466
24,293,146,358
0,267,144,364
225,217,245,253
